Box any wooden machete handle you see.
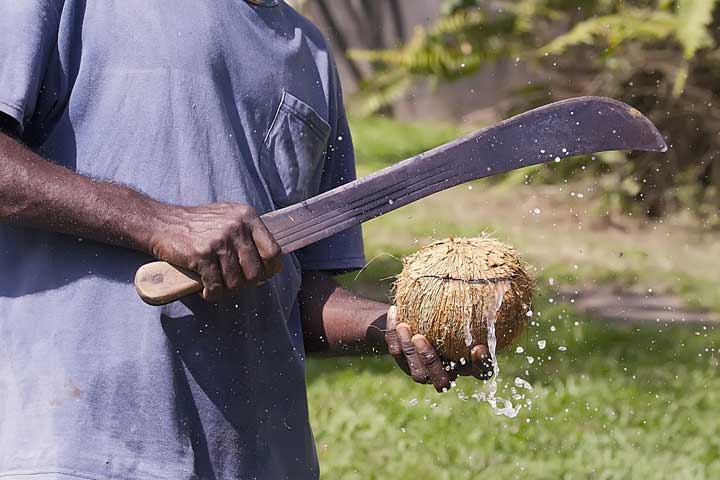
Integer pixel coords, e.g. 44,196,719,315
135,262,202,306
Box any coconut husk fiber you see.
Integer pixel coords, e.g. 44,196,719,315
394,237,533,362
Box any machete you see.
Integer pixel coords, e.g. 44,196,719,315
135,96,666,305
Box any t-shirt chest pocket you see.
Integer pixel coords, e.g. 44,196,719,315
260,91,331,208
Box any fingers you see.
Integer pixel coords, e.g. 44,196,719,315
163,203,285,302
199,257,224,302
385,307,411,375
396,323,428,384
470,344,494,381
389,315,494,390
411,334,452,393
385,307,402,356
233,230,266,285
247,217,283,275
217,239,243,290
226,215,282,289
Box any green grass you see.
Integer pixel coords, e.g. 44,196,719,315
350,116,462,174
307,295,720,479
306,116,720,479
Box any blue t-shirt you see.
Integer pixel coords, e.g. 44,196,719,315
0,1,365,479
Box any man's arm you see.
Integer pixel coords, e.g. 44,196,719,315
298,270,389,354
298,271,494,392
0,118,282,300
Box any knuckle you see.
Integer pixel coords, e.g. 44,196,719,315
401,341,417,357
388,345,402,357
193,245,213,260
197,240,221,258
238,205,257,219
420,350,440,367
266,242,282,259
222,221,240,236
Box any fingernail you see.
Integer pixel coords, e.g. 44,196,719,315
396,323,410,334
411,334,426,345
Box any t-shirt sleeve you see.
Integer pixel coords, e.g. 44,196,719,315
0,1,62,132
294,63,366,273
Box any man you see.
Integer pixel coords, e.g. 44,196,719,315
0,1,492,478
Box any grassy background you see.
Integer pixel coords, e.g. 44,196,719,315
305,116,720,479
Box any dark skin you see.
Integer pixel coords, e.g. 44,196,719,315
299,271,494,391
0,114,493,390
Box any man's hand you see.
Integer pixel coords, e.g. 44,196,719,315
297,273,494,392
0,129,282,303
148,203,283,301
385,306,494,393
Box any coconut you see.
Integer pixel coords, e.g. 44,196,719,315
394,237,533,362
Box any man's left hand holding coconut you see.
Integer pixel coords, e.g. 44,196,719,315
301,274,494,392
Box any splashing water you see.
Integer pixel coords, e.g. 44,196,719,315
464,321,474,347
471,282,526,418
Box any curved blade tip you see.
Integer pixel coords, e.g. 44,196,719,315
592,96,668,153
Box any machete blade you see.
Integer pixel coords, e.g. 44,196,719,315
135,96,666,305
262,96,666,253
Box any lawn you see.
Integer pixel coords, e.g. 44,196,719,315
305,116,720,479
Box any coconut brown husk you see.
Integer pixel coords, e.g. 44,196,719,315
394,237,533,362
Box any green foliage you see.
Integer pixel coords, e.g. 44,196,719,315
348,7,520,116
350,0,720,222
676,0,717,58
541,9,677,54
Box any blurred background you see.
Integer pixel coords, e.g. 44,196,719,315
290,1,720,478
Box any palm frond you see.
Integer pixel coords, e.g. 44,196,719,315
541,8,676,54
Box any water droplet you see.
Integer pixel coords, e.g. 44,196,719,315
514,377,533,391
538,340,547,350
